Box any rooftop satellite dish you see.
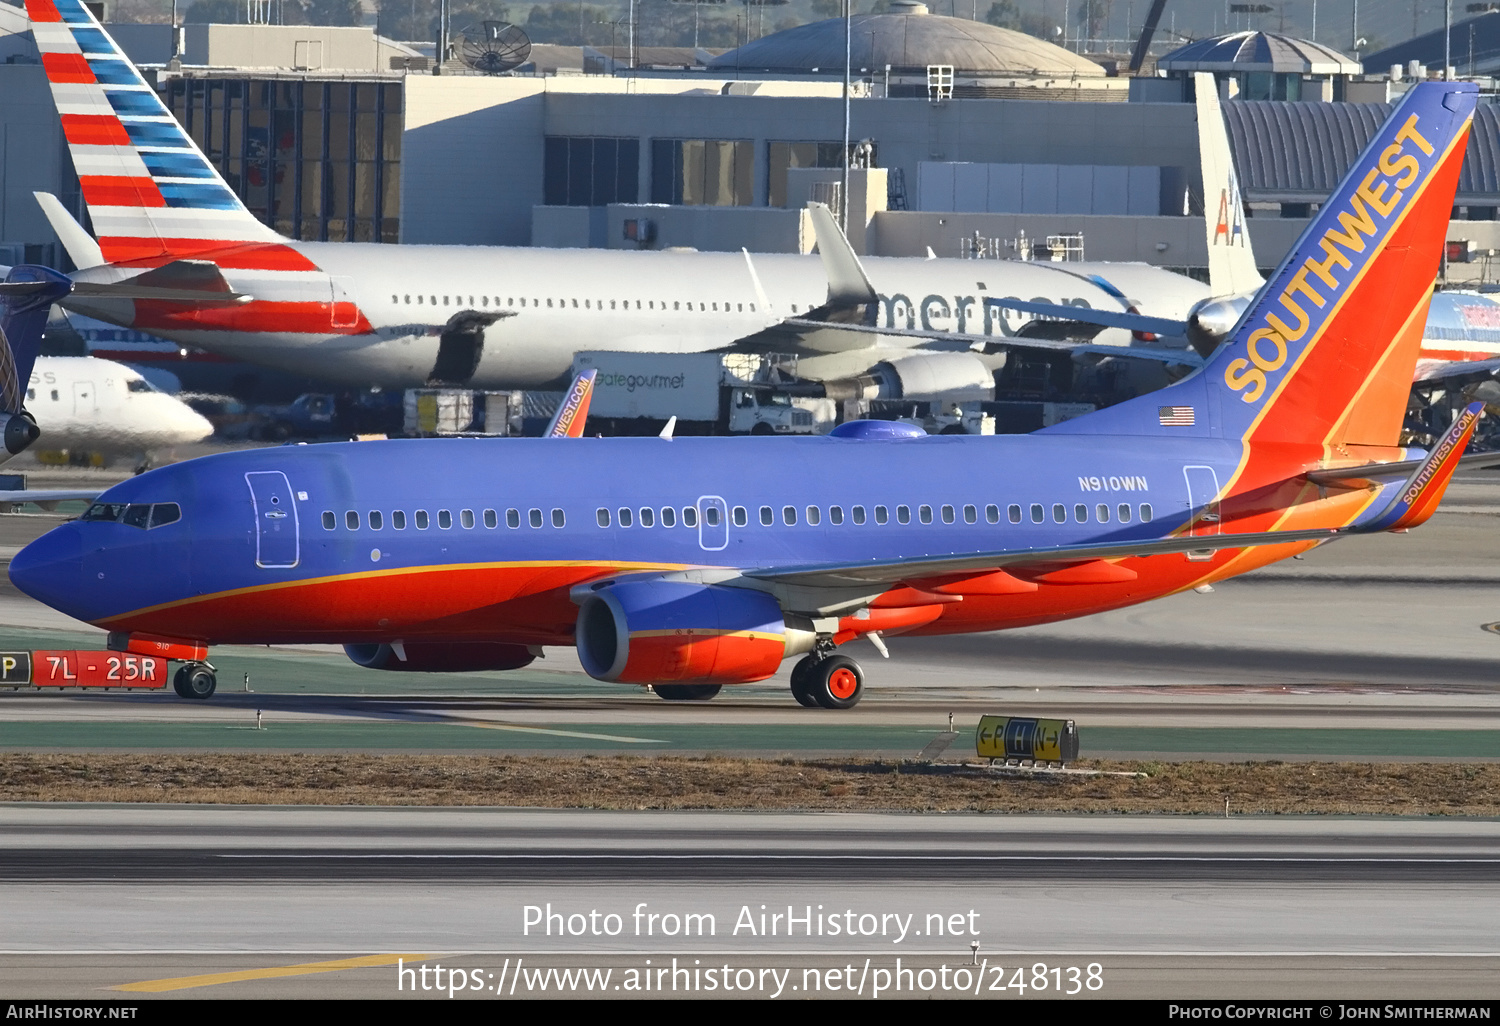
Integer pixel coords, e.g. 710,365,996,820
459,22,532,74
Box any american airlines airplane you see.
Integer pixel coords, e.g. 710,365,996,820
22,0,1212,399
8,83,1485,705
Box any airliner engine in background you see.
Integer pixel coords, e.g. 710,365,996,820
23,0,1211,401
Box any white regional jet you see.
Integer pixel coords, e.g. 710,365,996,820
24,0,1214,401
26,355,213,461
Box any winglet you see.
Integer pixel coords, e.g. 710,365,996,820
1194,73,1262,296
1364,401,1484,531
33,193,104,271
806,202,879,309
546,369,596,438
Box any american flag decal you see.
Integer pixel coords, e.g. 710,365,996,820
1158,406,1195,426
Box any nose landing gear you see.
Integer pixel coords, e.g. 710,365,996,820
790,652,864,709
172,662,217,699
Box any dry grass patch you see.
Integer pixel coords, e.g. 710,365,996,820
0,754,1497,815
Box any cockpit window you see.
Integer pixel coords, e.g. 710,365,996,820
126,379,155,393
82,503,129,522
149,503,181,528
81,502,181,529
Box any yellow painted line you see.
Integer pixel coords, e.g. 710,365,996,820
113,953,429,993
449,717,666,744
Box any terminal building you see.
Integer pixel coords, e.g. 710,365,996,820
5,2,1500,283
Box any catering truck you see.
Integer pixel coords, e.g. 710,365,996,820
572,351,836,436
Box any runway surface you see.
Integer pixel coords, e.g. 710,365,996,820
0,806,1496,999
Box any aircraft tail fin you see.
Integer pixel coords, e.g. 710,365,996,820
1195,73,1262,296
546,369,597,438
1047,81,1477,450
24,0,281,267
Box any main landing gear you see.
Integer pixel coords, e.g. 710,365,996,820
173,662,217,700
790,653,864,710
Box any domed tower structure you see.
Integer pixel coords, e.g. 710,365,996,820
708,1,1121,101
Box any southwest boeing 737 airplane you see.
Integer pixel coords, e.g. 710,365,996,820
8,82,1485,708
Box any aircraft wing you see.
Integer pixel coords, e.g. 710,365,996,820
733,202,1195,363
1412,355,1500,387
753,318,1205,368
0,489,101,512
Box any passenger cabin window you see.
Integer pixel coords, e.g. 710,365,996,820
874,505,888,525
829,506,844,525
369,511,383,530
529,508,543,528
552,509,565,528
617,507,632,528
392,511,407,530
732,506,747,527
484,509,498,528
963,505,977,524
437,510,452,529
942,505,956,524
415,510,430,529
760,506,774,526
346,511,359,530
1052,504,1066,524
897,505,911,525
683,507,698,528
782,505,797,526
1096,504,1110,523
852,506,866,525
507,508,521,528
597,508,611,527
460,509,475,529
322,511,336,530
1007,504,1022,524
805,506,821,526
1117,504,1132,523
661,507,676,528
1030,504,1044,524
1074,504,1088,523
1140,503,1154,522
919,505,933,525
639,507,655,528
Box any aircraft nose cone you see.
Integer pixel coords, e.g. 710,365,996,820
9,525,83,616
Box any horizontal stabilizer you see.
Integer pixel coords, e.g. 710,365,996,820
1305,446,1500,484
1356,401,1484,531
73,260,248,305
32,192,104,271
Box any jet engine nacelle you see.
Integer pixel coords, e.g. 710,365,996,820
575,579,813,685
822,353,994,403
1185,291,1256,356
343,641,536,672
0,411,40,456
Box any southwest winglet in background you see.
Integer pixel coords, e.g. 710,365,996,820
3,81,1483,707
